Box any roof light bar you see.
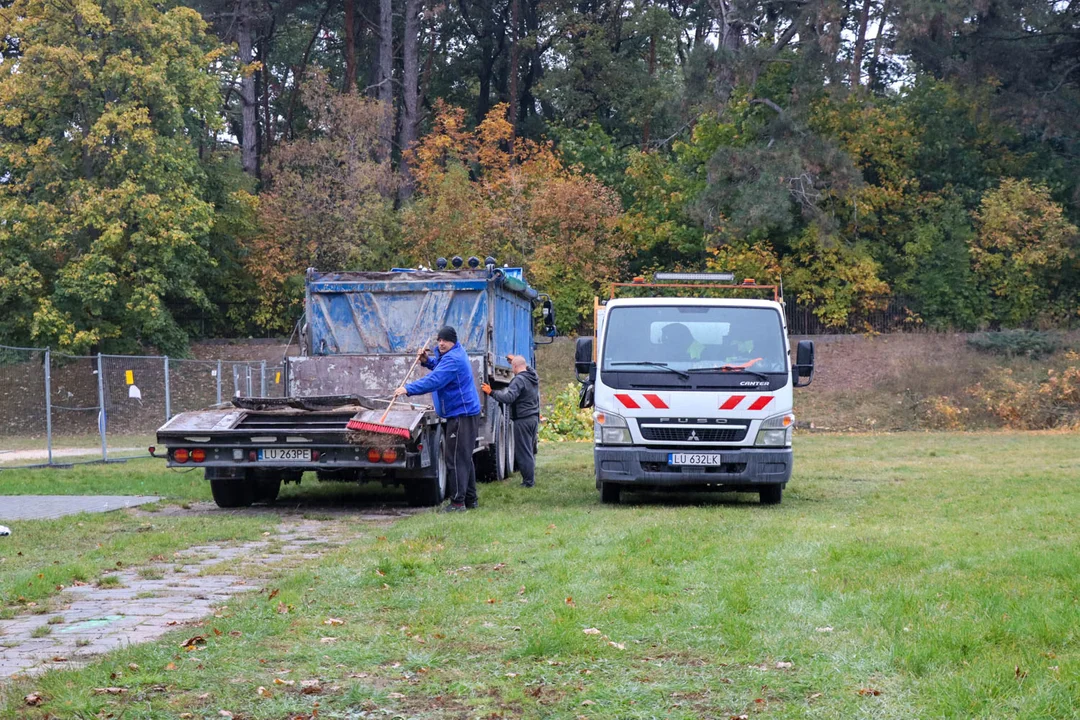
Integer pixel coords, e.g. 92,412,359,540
653,271,736,282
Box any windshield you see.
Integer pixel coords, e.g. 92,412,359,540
601,305,788,374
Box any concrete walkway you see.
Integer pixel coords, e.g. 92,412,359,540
0,517,363,680
0,496,161,521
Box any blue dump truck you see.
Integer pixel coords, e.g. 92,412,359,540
155,264,555,508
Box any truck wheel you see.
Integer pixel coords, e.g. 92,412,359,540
253,478,281,504
407,436,447,507
599,482,621,504
476,408,501,483
759,484,783,505
505,416,516,478
209,478,253,508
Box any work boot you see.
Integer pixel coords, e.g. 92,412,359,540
466,501,479,509
441,502,467,512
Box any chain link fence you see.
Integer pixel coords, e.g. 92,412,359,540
0,345,286,469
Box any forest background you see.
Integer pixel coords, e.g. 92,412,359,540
0,0,1078,355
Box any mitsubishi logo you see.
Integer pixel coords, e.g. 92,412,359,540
687,430,700,441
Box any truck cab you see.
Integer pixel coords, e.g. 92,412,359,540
576,274,814,504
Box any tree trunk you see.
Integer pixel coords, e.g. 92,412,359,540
509,0,520,134
259,23,275,158
399,0,421,199
868,1,889,91
343,0,357,93
378,0,394,161
851,0,873,88
237,0,258,176
642,33,655,149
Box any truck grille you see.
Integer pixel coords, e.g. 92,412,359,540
640,426,747,442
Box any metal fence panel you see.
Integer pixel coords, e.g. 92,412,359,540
101,355,168,460
0,346,49,466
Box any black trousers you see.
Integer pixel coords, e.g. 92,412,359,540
444,414,479,505
513,416,538,487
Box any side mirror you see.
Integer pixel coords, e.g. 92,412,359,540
575,337,595,377
793,340,815,387
541,299,556,337
578,382,594,409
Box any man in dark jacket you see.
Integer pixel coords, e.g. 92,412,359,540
394,326,482,511
481,355,540,488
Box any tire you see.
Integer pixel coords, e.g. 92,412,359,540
599,482,621,504
476,408,500,483
505,416,516,478
253,478,281,504
495,406,508,480
407,432,447,507
209,477,253,508
759,484,783,505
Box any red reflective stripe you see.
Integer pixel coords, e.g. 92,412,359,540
615,393,640,409
720,395,745,410
643,394,668,409
748,396,773,411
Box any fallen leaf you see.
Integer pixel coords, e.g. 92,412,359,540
323,618,344,626
775,661,793,669
809,692,823,700
197,693,210,700
816,626,833,633
858,687,882,696
493,563,506,571
387,692,406,699
181,635,207,650
93,688,127,695
167,620,179,626
565,597,575,606
219,711,234,719
1015,666,1028,680
165,663,177,671
268,588,280,600
581,699,595,706
257,686,273,698
583,628,601,635
486,598,497,604
229,630,242,637
277,602,291,614
506,672,519,678
180,714,194,719
320,637,338,644
24,693,44,706
51,656,67,662
273,678,295,686
300,679,322,694
128,663,139,671
375,569,385,576
608,641,625,650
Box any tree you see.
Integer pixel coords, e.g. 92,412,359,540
971,178,1079,327
403,102,625,328
247,73,399,333
0,0,226,354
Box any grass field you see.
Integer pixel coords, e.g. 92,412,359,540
2,433,1079,718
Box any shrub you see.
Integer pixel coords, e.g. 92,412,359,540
539,383,593,441
966,330,1060,358
970,352,1080,429
918,395,970,430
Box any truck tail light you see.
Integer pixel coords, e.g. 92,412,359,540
248,450,257,462
367,448,381,463
190,449,206,463
173,448,189,463
381,448,398,463
311,450,321,461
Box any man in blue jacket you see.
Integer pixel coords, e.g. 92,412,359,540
393,326,482,511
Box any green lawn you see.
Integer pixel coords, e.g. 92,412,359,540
2,433,1079,718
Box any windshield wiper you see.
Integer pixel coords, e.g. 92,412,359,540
608,361,689,379
686,365,772,382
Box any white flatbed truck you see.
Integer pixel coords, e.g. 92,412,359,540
575,272,815,504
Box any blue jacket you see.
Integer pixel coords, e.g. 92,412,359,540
405,343,482,418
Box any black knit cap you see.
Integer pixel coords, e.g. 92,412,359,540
436,325,458,343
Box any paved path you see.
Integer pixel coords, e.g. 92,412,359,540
0,517,366,680
0,448,147,465
0,496,161,521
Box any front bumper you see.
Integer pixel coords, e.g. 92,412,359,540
594,445,792,489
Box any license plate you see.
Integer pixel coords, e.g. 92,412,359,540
668,453,724,466
258,448,311,462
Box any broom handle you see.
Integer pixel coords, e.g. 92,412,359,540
378,338,433,423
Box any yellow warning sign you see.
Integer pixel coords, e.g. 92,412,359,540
275,372,281,384
125,370,134,385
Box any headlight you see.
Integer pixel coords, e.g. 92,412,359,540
593,409,631,445
755,412,794,447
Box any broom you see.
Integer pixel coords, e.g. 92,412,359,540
345,339,433,439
